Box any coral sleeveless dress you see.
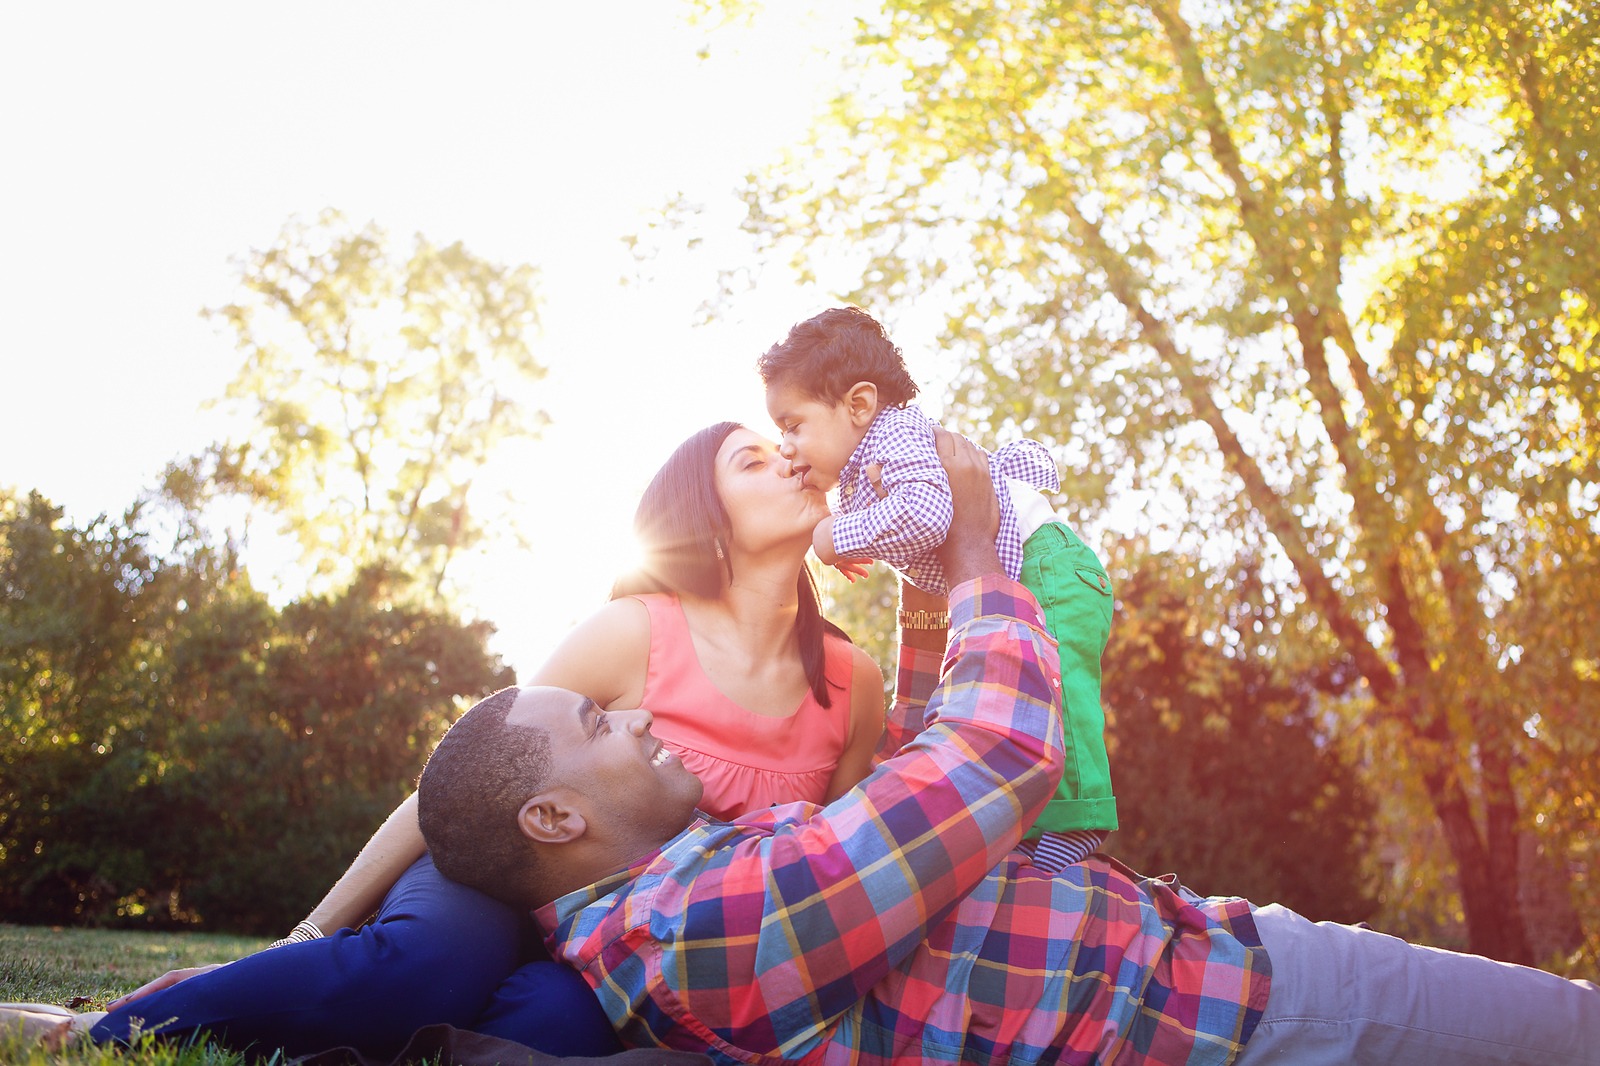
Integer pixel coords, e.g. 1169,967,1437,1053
631,594,856,821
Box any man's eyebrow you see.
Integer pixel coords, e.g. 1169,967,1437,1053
576,697,599,733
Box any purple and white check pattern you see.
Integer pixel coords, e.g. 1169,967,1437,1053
831,404,1060,594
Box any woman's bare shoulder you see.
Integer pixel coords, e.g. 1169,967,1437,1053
846,642,885,685
589,593,655,628
526,596,654,705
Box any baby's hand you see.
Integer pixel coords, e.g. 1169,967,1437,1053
833,557,873,583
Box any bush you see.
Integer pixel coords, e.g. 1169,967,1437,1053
0,492,513,933
1103,562,1378,924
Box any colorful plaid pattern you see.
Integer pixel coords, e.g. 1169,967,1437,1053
540,578,1271,1066
831,404,1061,595
880,641,942,757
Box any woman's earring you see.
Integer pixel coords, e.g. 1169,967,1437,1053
714,537,726,560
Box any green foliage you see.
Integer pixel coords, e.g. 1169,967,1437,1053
0,492,513,934
144,566,512,934
722,0,1598,964
1103,556,1377,923
196,209,549,600
0,491,170,925
0,1033,256,1066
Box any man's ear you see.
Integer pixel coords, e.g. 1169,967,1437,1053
844,381,879,427
518,790,587,845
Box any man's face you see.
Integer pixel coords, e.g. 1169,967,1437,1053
507,687,702,845
766,380,862,493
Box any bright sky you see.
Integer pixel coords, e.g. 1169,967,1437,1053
0,1,948,672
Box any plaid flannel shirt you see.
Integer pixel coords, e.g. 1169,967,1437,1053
539,577,1271,1066
831,404,1061,594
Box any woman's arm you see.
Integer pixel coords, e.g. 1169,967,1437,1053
301,793,428,934
823,646,888,802
524,596,650,707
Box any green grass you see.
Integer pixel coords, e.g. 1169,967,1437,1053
0,924,271,1066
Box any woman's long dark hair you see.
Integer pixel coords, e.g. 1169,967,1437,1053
610,422,846,708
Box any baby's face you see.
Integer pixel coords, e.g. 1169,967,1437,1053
765,380,861,493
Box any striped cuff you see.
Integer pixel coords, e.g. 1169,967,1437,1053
266,919,326,950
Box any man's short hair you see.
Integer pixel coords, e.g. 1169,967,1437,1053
418,687,551,908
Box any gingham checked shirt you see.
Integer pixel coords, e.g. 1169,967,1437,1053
832,404,1061,594
538,577,1272,1066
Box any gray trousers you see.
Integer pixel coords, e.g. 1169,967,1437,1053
1234,903,1600,1065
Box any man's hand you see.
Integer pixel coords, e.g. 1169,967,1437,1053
933,428,1002,588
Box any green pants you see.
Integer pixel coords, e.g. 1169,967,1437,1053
1018,521,1118,836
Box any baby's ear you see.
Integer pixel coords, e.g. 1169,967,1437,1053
845,381,879,426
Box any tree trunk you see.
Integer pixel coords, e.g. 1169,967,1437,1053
1420,752,1535,964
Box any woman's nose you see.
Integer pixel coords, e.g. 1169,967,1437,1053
777,456,797,477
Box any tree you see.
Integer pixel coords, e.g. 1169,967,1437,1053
0,491,513,932
0,490,170,924
717,0,1599,963
201,209,548,599
156,566,514,933
1103,555,1377,923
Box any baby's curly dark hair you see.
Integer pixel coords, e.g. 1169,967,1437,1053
757,306,919,408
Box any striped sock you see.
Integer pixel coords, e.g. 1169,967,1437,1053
1020,830,1108,873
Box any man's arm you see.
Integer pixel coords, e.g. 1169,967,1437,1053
862,446,949,758
932,429,1003,586
876,580,948,758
